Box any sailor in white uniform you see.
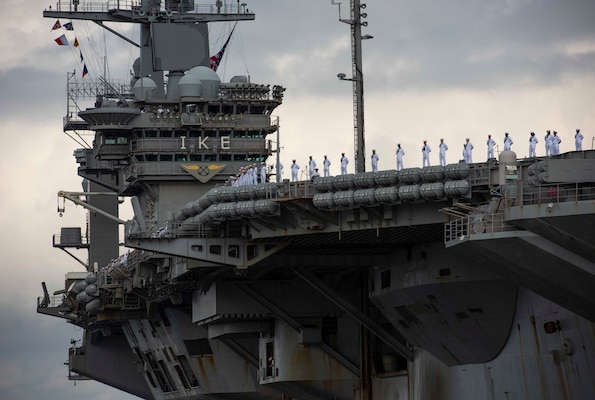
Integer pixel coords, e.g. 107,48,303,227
340,153,349,175
396,144,405,171
545,130,552,156
529,132,538,158
486,134,496,159
308,156,317,179
311,168,320,182
439,138,448,166
260,162,267,183
503,132,513,151
371,149,379,172
291,159,300,182
277,161,284,180
463,138,474,163
575,129,584,151
251,164,258,184
237,167,244,185
421,140,431,167
552,131,561,155
245,166,251,184
323,155,331,177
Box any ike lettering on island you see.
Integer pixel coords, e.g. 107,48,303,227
180,135,232,150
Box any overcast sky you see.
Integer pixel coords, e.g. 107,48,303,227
1,0,594,399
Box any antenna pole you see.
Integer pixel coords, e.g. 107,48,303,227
334,0,371,173
352,0,366,173
276,116,281,183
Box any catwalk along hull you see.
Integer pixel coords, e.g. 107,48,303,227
38,1,595,399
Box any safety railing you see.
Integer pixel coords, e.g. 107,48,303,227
49,1,252,14
52,234,90,248
444,212,514,246
516,183,595,206
126,219,221,239
37,294,70,309
280,180,317,199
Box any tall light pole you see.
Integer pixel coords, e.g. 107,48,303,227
335,0,372,173
334,8,374,400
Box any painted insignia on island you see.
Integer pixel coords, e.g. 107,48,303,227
182,164,226,183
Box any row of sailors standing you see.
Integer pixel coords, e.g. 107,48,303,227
226,163,269,186
288,153,355,182
230,129,585,184
396,129,585,171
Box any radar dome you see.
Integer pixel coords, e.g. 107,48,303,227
133,77,157,100
178,73,202,98
187,66,221,99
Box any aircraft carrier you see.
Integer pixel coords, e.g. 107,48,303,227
38,1,595,399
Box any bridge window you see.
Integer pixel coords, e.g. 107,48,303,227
189,154,202,161
252,105,266,114
246,130,262,138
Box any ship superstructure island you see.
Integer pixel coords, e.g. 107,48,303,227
38,1,595,399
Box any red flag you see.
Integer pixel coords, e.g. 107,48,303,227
51,20,61,31
54,34,69,46
74,37,79,47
